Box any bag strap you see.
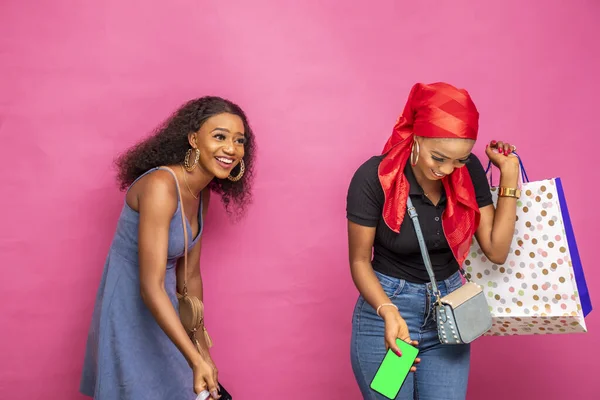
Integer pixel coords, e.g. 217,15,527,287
406,196,441,299
160,166,189,296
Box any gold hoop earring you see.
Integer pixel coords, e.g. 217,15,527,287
184,148,200,172
227,159,245,182
410,139,420,166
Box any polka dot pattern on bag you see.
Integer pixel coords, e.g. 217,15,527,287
464,179,586,335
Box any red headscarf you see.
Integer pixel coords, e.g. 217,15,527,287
378,82,480,266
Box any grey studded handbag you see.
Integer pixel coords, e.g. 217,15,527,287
406,197,492,344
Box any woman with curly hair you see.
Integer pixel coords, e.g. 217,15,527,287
80,96,256,400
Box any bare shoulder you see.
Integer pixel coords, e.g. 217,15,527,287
127,168,178,214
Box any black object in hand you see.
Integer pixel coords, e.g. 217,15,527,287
218,382,232,400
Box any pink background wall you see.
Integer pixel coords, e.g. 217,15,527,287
1,0,598,398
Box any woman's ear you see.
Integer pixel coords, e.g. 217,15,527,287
187,132,197,148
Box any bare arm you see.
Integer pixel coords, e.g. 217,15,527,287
137,174,203,369
177,189,211,302
348,220,418,356
348,221,396,316
176,189,212,355
475,149,520,264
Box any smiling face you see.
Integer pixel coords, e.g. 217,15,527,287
414,137,475,181
189,112,246,180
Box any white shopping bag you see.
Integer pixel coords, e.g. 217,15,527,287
465,160,591,335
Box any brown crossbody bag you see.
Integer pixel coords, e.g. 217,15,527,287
162,166,213,352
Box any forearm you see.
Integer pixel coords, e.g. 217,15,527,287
187,273,204,302
350,260,396,317
140,284,201,367
186,273,211,353
489,164,520,262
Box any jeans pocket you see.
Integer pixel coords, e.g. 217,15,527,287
374,271,405,299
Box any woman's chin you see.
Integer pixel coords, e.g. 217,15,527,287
415,165,438,182
213,171,231,180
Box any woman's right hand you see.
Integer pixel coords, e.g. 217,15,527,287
381,308,420,372
192,354,220,399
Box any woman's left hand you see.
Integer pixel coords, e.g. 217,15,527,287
485,140,519,171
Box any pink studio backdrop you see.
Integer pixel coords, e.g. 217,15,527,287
1,1,599,398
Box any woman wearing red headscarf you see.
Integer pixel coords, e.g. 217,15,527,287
347,82,519,399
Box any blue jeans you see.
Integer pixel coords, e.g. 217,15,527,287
351,270,470,400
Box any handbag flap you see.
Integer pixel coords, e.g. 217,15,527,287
441,281,483,308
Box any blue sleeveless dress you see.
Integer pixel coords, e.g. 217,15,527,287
80,167,203,399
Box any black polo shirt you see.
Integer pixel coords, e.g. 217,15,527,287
346,154,493,283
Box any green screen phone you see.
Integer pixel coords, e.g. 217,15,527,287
370,339,419,399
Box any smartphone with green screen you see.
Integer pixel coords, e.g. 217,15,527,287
370,339,419,399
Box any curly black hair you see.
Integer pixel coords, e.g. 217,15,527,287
115,96,256,217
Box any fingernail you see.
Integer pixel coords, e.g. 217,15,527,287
211,390,219,398
491,140,497,145
197,390,209,400
394,350,402,357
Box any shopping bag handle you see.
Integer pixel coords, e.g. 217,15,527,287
485,151,529,186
